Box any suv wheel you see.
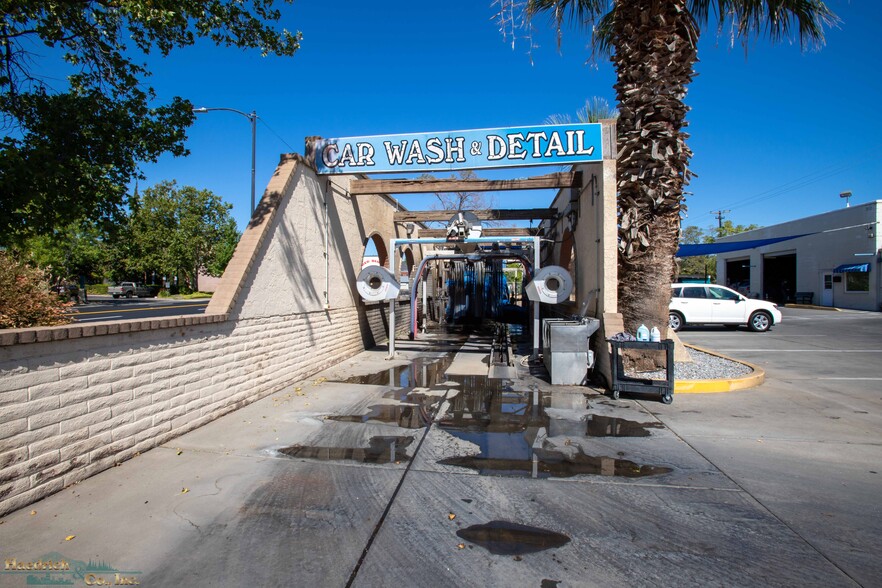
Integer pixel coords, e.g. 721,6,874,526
748,311,772,332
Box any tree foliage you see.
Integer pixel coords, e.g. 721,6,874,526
546,96,619,125
497,0,835,334
0,251,72,328
677,221,760,281
126,181,239,291
0,0,301,244
21,220,111,284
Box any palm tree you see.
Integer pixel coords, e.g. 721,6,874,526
546,96,619,125
506,0,836,334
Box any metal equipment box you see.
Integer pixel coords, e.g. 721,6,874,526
542,318,600,385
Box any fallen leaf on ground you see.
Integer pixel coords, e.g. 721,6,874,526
176,449,183,455
30,510,36,516
448,513,456,520
180,488,189,494
456,543,465,550
64,535,75,541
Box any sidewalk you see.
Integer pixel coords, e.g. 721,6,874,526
0,329,865,587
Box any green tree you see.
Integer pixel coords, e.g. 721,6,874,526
676,225,714,280
21,220,112,284
127,181,239,291
677,222,761,281
0,1,300,245
499,0,835,333
712,220,761,241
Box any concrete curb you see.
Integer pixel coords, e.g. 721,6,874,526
784,303,841,311
674,344,765,394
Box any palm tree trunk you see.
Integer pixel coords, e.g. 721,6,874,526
612,0,698,336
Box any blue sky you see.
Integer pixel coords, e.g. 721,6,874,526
134,0,881,236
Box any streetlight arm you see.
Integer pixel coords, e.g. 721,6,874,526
193,106,256,122
192,107,258,215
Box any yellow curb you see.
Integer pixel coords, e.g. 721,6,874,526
784,303,840,311
674,344,765,394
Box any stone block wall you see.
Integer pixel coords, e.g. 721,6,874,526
0,155,409,516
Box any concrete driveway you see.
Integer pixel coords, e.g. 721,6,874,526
666,306,882,587
0,310,879,587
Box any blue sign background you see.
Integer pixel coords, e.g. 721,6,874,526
313,123,603,174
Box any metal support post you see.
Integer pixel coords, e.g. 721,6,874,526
387,297,396,359
532,236,541,360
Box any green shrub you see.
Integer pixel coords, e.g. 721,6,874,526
0,251,73,328
87,283,109,295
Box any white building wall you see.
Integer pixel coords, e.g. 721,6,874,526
716,201,881,311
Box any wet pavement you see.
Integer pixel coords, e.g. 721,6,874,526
0,316,878,587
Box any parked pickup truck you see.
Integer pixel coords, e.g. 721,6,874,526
108,282,155,299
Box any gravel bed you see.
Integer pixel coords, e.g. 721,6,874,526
627,348,753,381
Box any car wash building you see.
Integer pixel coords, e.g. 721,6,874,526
711,201,881,311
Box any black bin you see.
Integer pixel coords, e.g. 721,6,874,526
609,339,675,404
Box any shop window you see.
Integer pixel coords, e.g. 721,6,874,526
845,272,870,292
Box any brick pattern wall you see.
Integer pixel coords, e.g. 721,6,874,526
0,301,407,515
0,153,417,516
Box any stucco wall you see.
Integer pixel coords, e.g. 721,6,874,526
541,123,619,386
0,155,409,516
716,201,881,311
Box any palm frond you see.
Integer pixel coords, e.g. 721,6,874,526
689,0,839,50
526,0,612,53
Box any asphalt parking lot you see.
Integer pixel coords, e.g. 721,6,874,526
668,306,882,586
0,308,879,587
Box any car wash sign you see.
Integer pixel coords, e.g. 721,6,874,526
312,123,603,174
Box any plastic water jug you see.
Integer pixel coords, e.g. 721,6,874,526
650,326,661,342
636,324,650,341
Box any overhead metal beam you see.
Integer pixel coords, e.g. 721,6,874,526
417,227,540,238
394,208,556,222
350,171,581,195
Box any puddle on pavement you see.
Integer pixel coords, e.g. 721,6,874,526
326,403,427,429
286,329,670,479
456,521,570,555
279,436,414,464
436,373,670,479
584,415,664,437
439,451,670,478
332,354,455,388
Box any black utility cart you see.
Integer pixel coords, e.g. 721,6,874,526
608,339,675,404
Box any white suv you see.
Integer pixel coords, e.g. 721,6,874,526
669,284,782,332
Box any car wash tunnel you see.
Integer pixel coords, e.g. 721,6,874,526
277,213,671,484
356,211,587,361
262,210,679,586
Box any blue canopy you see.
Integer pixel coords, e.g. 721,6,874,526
676,234,812,257
834,263,870,273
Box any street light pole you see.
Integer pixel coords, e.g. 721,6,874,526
192,107,258,216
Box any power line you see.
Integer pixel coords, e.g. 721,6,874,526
258,118,296,152
689,153,879,225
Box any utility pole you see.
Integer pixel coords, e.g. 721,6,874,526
710,210,730,229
